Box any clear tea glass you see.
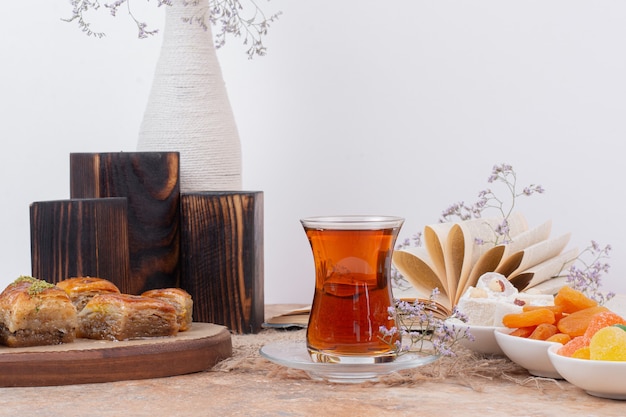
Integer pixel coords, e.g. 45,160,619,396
301,215,404,364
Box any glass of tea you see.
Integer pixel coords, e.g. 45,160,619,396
300,215,404,364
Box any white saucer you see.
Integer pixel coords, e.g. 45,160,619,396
259,340,439,383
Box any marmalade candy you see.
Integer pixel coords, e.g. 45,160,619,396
589,326,626,361
558,336,588,357
571,346,591,359
582,311,626,340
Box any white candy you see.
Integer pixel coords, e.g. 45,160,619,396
475,272,518,298
457,272,554,326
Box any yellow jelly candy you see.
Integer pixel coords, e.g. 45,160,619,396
571,346,590,359
589,326,626,361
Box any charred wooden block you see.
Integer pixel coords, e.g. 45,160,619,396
30,198,130,286
69,152,180,294
180,191,264,334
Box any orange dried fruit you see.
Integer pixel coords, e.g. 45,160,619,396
528,323,558,341
546,333,571,344
558,335,588,357
509,326,536,338
502,308,555,329
583,311,626,340
523,304,565,322
554,285,597,314
557,305,609,337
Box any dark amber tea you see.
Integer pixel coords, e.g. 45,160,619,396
301,216,403,363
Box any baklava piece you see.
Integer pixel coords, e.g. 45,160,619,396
77,293,179,341
141,288,193,331
56,276,121,313
0,276,77,347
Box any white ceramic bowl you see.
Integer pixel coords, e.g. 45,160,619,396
493,328,562,378
445,320,505,355
547,344,626,400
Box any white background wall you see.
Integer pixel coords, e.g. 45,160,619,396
1,1,625,304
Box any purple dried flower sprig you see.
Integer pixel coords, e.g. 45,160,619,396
564,241,614,304
391,232,422,288
440,163,544,245
379,289,473,357
64,0,281,58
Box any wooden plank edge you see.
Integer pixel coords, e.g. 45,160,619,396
0,326,232,387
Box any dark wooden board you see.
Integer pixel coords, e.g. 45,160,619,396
0,323,231,387
30,198,131,285
69,152,181,294
180,191,264,334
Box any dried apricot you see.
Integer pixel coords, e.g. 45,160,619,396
502,308,555,328
582,311,626,340
523,304,565,322
589,326,626,361
557,335,588,357
546,333,571,344
554,286,597,314
557,305,609,337
509,326,535,338
528,323,558,341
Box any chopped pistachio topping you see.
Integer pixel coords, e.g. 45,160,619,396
13,275,55,295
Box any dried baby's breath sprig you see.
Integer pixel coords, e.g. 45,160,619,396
391,232,422,288
65,0,107,38
563,241,614,304
206,0,282,59
440,163,544,245
379,289,473,357
64,0,281,58
105,0,170,38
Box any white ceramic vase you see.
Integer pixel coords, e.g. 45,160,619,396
137,0,242,192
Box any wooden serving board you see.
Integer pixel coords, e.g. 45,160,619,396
0,323,232,387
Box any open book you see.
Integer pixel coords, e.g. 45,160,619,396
263,305,311,329
392,213,577,316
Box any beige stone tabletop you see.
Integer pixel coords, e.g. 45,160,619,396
1,305,625,417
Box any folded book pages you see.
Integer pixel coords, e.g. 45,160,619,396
392,213,577,316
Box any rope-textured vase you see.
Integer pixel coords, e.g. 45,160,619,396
137,0,242,192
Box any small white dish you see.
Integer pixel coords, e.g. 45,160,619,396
547,344,626,400
494,328,562,378
260,340,439,383
445,319,505,355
